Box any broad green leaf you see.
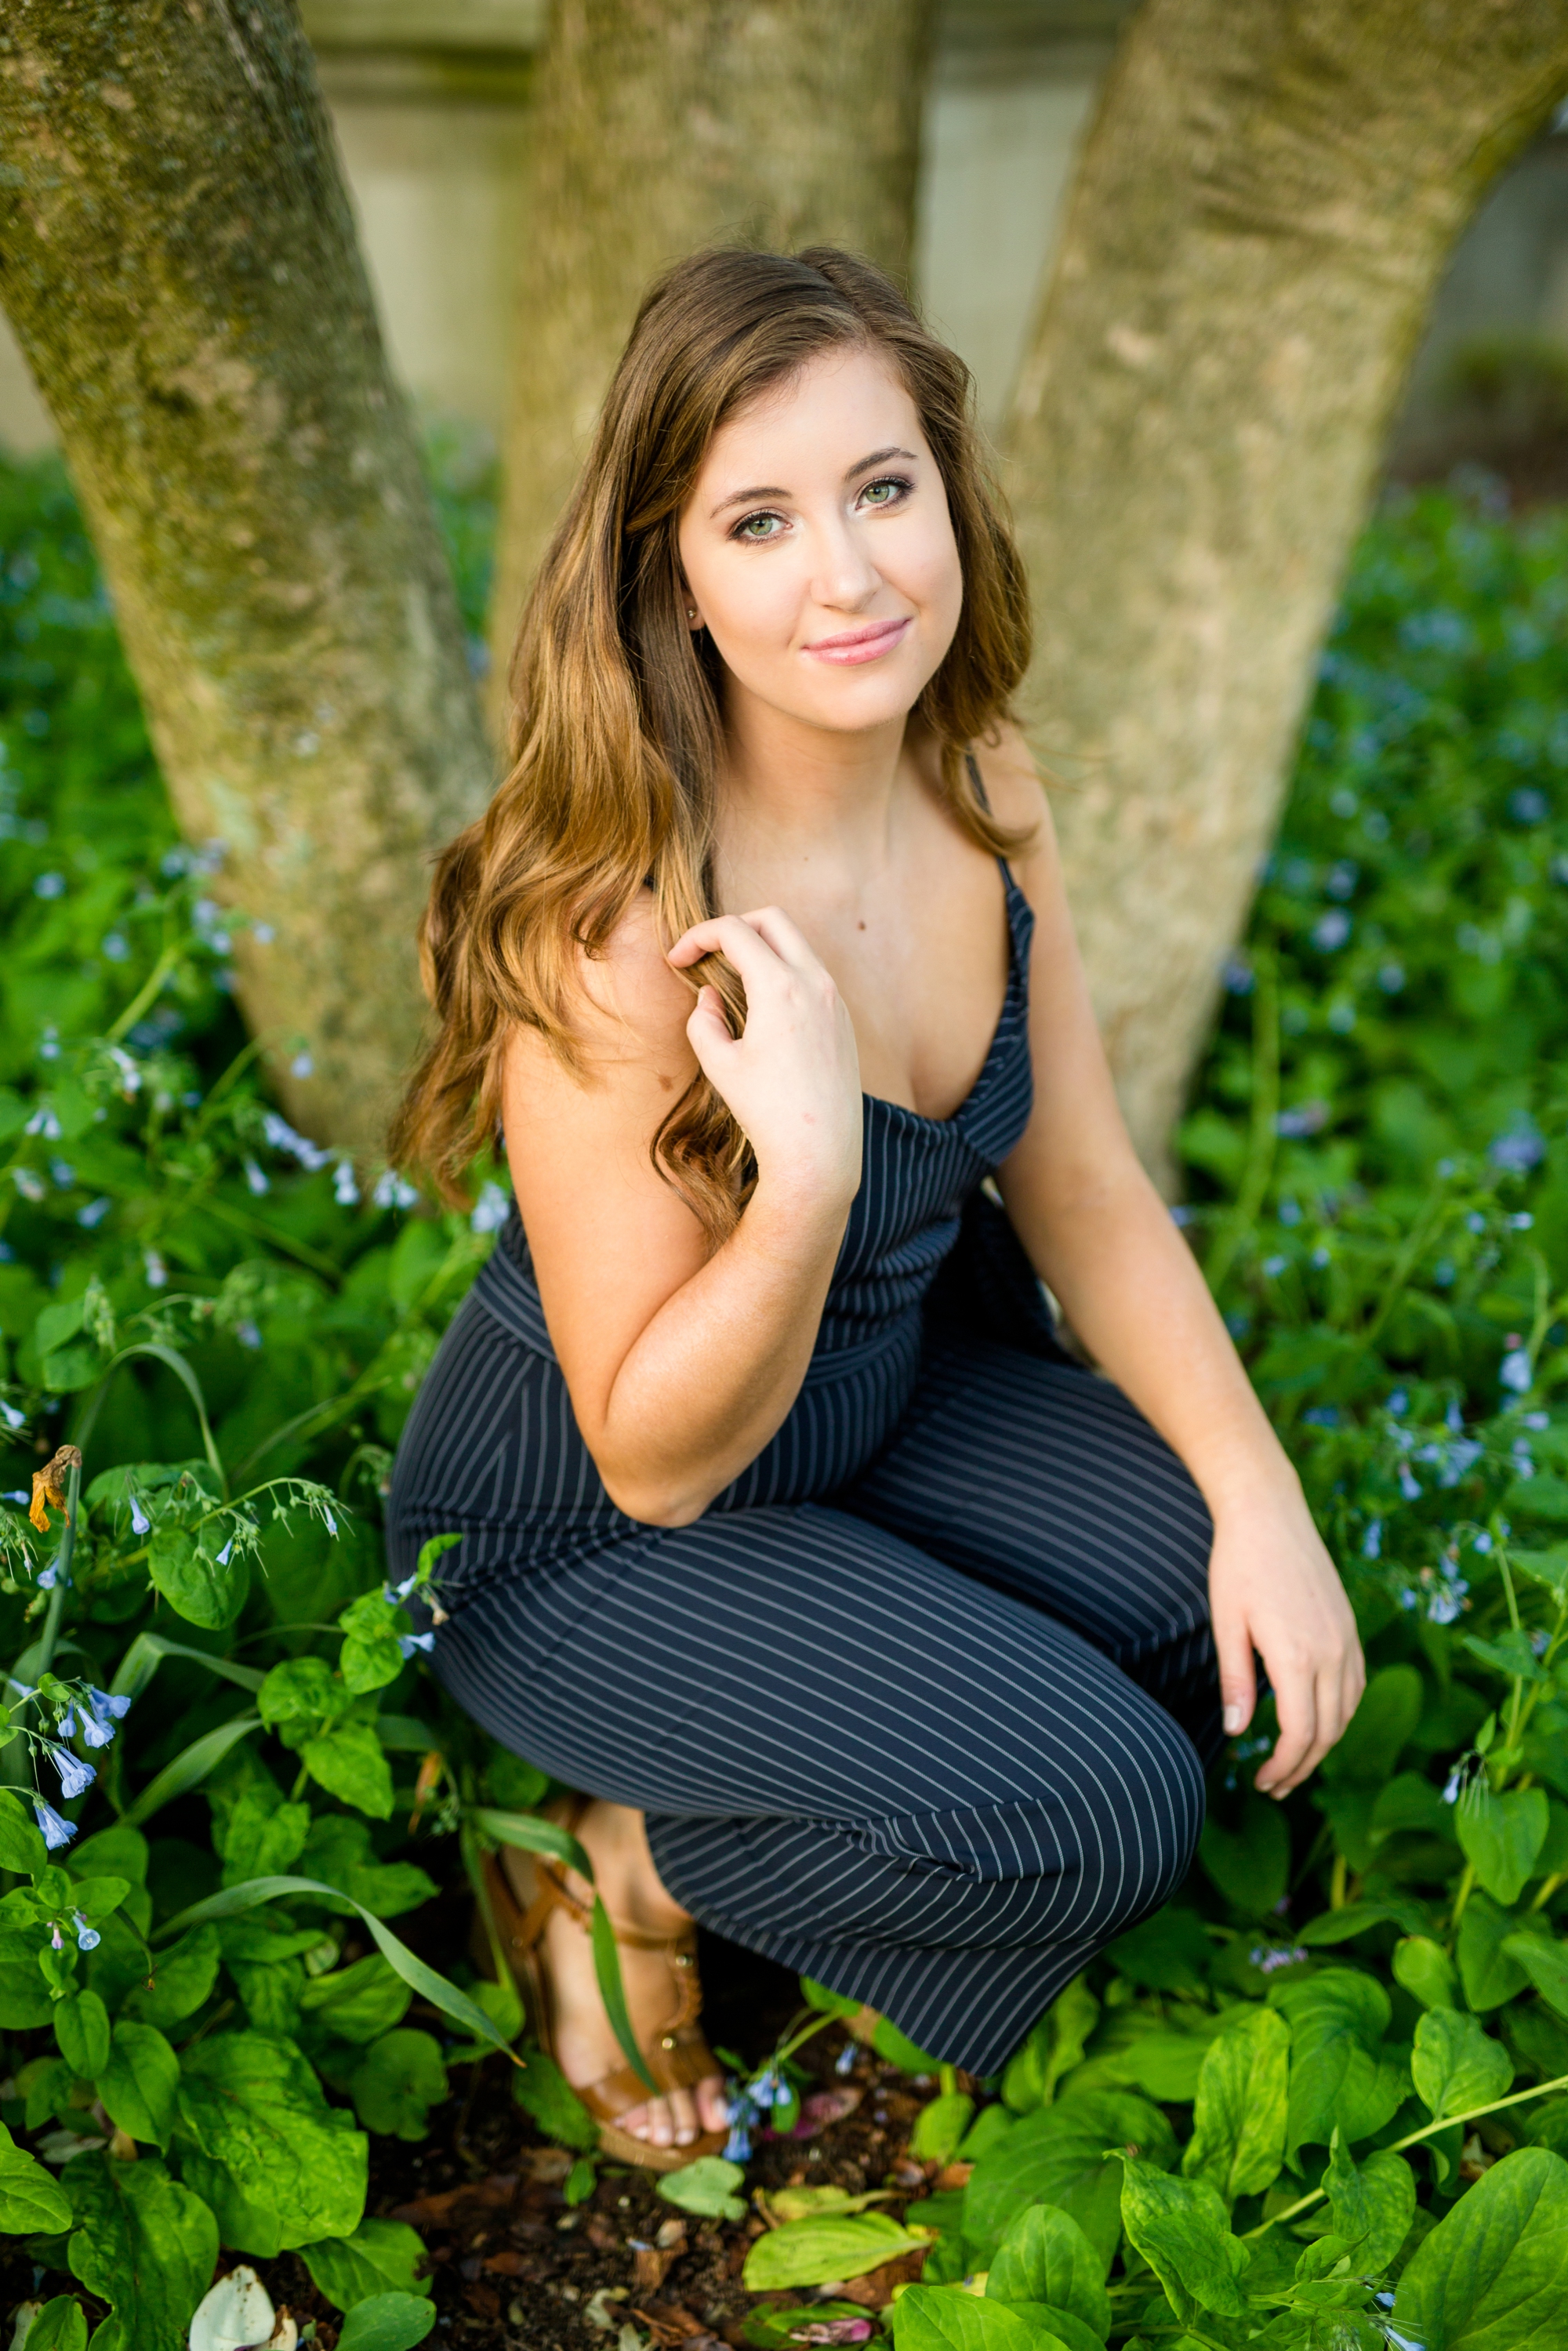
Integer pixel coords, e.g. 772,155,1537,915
218,1788,310,1888
957,2106,1017,2164
963,2091,1176,2269
891,2289,1045,2351
336,2295,437,2351
299,1953,412,2044
984,2311,1098,2351
96,2023,179,2150
1118,2157,1248,2323
0,1785,47,1874
338,1590,408,1696
1503,1932,1568,2021
121,1715,260,1829
147,1526,248,1630
154,1875,513,2058
1392,2145,1568,2348
64,2153,218,2351
1298,1898,1432,1947
513,2046,599,2153
1181,2005,1290,2202
1323,2132,1416,2272
0,2121,73,2233
1513,1546,1568,1600
1320,1663,1422,1783
743,2211,927,2291
871,2014,943,2073
1460,1893,1549,2012
348,2029,448,2140
911,2092,975,2164
985,2200,1111,2337
1267,1968,1406,2158
301,2217,433,2312
1198,1798,1290,1916
124,1924,221,2028
1000,1977,1098,2114
1457,1783,1550,1906
175,2030,367,2254
655,2157,746,2222
20,2301,87,2351
1104,1910,1210,1995
0,1957,56,2030
1412,2008,1513,2121
302,1723,394,1819
299,1814,437,1920
1465,1630,1546,1683
55,1989,111,2081
1372,1772,1460,1845
258,1655,336,1743
1076,2028,1210,2104
1393,1934,1460,2011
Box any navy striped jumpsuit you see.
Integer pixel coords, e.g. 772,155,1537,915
387,856,1220,2074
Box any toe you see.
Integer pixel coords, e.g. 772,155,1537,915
666,2088,699,2146
697,2074,730,2134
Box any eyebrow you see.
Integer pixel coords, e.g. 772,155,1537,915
710,445,920,517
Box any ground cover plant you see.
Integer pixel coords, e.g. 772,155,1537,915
0,447,1567,2348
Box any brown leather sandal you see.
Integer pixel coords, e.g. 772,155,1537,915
477,1798,730,2173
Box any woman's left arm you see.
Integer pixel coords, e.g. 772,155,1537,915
984,738,1364,1798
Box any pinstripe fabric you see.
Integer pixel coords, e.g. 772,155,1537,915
387,859,1218,2074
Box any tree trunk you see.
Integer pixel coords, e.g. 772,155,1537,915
1005,0,1568,1185
488,0,932,707
0,1,492,1155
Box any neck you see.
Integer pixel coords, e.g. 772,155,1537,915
714,691,914,873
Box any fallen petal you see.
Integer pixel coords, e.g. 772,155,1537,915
189,2266,279,2351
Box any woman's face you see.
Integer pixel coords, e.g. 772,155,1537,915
676,343,963,741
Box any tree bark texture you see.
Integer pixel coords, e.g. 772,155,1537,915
1006,0,1568,1183
0,1,492,1154
488,0,933,706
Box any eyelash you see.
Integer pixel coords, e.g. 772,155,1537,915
729,473,914,543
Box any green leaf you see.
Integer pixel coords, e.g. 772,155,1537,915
962,2091,1176,2269
64,2152,218,2351
123,1924,221,2027
1457,1783,1550,1905
348,2029,448,2141
259,1655,336,1742
1104,1909,1210,1995
96,2023,180,2151
0,1957,57,2030
1393,1933,1460,2011
911,2092,975,2165
299,1814,436,1920
1392,2145,1568,2347
1412,2007,1514,2121
655,2156,747,2222
154,1874,513,2059
1503,1932,1568,2021
1180,2005,1290,2202
302,2216,433,2312
121,1714,261,1830
982,2310,1098,2351
1000,1977,1098,2114
0,1785,47,1874
1298,1898,1432,1946
338,1591,408,1697
591,1888,656,2096
55,1990,111,2081
1117,2157,1248,2323
740,2304,880,2351
1460,1893,1549,2012
512,2046,599,2154
335,2294,437,2351
302,1723,394,1819
218,1787,310,1887
108,1630,264,1703
1512,1546,1568,1601
1465,1630,1546,1684
985,2200,1111,2337
891,2288,1043,2351
299,1953,412,2044
1198,1798,1290,1915
0,2120,74,2233
1320,1663,1423,1783
147,1526,248,1630
743,2211,928,2291
174,2030,368,2254
20,2300,87,2351
1323,2132,1416,2272
1267,1968,1407,2159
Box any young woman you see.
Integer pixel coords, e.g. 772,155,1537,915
387,247,1363,2168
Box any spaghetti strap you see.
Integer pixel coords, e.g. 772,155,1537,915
964,747,992,814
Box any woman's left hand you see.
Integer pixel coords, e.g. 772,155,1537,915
1207,1485,1366,1798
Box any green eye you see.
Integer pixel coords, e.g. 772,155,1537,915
736,512,782,540
859,475,911,510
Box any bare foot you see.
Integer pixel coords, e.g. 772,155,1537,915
506,1798,729,2152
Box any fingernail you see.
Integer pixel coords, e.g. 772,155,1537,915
1223,1703,1244,1734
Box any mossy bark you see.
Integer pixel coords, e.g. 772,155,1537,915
1005,0,1568,1183
0,1,492,1154
488,0,932,713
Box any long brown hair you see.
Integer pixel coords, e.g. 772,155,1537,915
391,245,1033,1239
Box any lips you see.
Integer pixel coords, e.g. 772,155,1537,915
804,616,913,666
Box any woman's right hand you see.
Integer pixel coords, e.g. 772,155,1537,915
666,908,862,1208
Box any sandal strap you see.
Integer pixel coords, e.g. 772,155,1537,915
578,2022,720,2121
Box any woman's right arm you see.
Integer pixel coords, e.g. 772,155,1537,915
500,899,862,1526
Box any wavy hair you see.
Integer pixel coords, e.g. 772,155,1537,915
391,245,1033,1239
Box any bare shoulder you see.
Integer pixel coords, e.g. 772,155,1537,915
971,723,1061,875
502,886,698,1095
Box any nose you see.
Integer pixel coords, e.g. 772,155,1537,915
808,506,881,614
